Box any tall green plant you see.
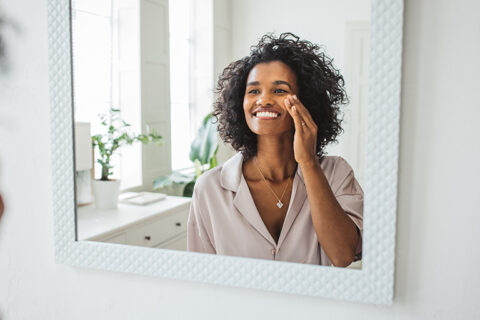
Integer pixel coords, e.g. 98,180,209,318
153,113,219,197
92,108,163,181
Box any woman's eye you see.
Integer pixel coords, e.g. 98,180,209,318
274,88,287,93
248,89,260,94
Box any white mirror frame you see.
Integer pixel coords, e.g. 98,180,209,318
48,0,403,305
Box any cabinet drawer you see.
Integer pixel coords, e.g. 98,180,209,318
126,209,188,247
103,232,127,244
156,232,187,251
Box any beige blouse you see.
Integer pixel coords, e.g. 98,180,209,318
187,152,363,266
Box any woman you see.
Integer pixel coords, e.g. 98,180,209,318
187,33,363,267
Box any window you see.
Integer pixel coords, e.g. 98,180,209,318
72,0,141,190
169,0,214,171
72,0,214,190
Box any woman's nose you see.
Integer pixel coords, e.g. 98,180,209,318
256,93,274,106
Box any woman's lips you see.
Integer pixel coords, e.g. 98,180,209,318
253,111,281,120
255,116,278,120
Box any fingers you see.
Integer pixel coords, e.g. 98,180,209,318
284,97,304,131
287,95,316,128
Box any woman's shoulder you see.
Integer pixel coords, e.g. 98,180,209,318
195,152,244,194
194,165,224,192
319,155,356,185
320,155,353,172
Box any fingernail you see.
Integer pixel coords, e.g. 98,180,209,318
292,106,296,112
293,95,297,100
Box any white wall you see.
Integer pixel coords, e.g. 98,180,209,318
231,0,370,70
1,0,480,319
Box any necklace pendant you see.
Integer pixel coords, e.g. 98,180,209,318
276,200,283,208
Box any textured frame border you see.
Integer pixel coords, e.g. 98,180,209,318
48,0,403,305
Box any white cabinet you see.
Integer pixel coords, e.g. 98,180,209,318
155,232,187,250
77,196,191,251
103,232,128,244
123,209,187,248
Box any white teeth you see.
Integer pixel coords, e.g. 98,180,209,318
255,112,279,118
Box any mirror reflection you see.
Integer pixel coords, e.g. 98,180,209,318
73,0,369,268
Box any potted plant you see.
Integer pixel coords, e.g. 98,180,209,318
91,107,162,208
153,113,218,197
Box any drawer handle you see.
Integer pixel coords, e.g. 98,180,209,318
145,236,151,241
175,222,182,227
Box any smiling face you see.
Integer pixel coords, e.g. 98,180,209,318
243,61,298,136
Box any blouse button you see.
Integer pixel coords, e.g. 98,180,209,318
271,249,276,255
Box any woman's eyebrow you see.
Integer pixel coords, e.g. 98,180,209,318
272,80,292,89
246,80,292,89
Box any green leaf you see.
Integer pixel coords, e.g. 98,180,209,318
153,171,195,189
153,113,220,192
194,159,202,179
153,175,173,189
209,150,218,169
90,106,164,181
182,181,196,197
189,113,218,165
171,171,195,183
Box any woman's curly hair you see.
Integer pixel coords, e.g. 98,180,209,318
213,32,348,161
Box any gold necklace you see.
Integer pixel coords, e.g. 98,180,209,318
253,157,294,209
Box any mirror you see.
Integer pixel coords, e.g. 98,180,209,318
72,0,370,268
50,0,402,304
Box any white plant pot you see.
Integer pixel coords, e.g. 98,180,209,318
91,179,121,209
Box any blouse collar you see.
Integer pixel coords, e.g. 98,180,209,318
219,152,307,247
220,152,305,192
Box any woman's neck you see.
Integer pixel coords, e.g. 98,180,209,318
245,134,297,182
